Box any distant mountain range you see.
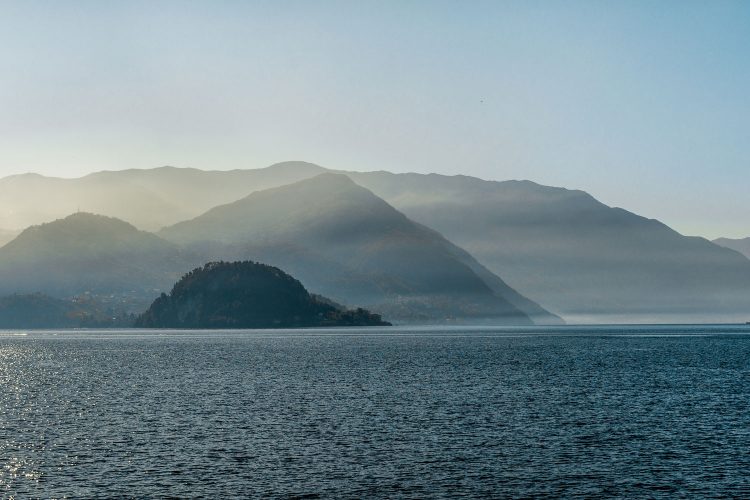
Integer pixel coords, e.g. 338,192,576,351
0,163,324,231
343,169,750,323
0,179,556,324
713,237,750,260
0,161,748,323
160,173,556,324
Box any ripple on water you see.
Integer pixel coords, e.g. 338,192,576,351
1,327,750,497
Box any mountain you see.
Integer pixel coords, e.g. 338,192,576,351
341,170,750,323
135,261,390,328
0,213,192,308
0,163,325,231
0,228,19,248
159,174,555,324
0,293,136,328
713,237,750,260
6,161,749,322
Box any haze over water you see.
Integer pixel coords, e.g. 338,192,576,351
2,326,749,498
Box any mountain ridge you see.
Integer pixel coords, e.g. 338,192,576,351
159,173,556,324
0,212,193,309
713,237,750,260
3,161,748,322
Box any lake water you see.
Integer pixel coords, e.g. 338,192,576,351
2,325,749,498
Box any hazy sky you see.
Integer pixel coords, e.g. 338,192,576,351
0,1,748,238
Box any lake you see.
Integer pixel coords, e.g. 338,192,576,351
2,325,749,498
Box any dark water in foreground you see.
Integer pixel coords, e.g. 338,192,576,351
2,325,750,498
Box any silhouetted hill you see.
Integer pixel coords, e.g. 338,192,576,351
713,237,750,260
135,261,390,328
160,174,552,324
0,293,135,328
0,213,192,304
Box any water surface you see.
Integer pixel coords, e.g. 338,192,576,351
2,325,749,498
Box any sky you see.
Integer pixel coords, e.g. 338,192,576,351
0,0,748,239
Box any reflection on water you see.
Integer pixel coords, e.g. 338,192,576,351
2,325,750,497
